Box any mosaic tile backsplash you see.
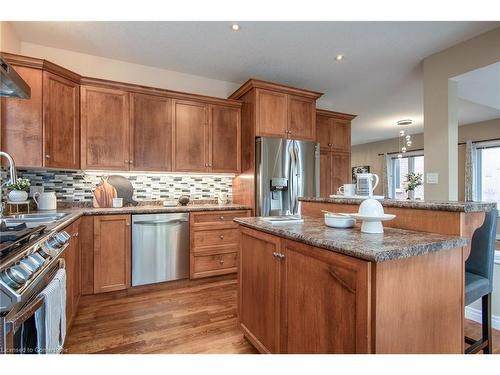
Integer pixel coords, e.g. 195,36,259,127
11,169,233,203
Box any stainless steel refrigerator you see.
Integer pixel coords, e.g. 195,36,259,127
255,137,320,216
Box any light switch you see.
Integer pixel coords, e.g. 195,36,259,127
426,173,439,184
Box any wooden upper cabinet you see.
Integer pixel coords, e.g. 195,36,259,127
1,65,43,167
130,93,172,171
316,115,332,150
287,95,315,141
209,105,241,173
320,150,333,197
282,240,370,353
239,228,282,353
43,71,80,169
331,118,351,152
93,215,131,294
255,88,287,138
81,86,130,170
172,100,208,172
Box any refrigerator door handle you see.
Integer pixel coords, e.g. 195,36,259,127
289,141,298,215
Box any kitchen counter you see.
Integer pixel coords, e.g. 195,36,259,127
234,216,467,262
299,196,496,212
46,203,252,232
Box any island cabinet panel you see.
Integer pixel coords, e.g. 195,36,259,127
320,150,333,196
287,95,316,141
282,240,371,354
93,215,131,294
255,88,288,138
81,86,130,170
130,93,172,171
209,104,241,173
172,100,208,172
43,71,80,169
79,215,95,295
239,228,283,353
1,65,43,167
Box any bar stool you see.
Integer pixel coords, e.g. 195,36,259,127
464,208,497,354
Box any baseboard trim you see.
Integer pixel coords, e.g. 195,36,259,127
465,306,500,330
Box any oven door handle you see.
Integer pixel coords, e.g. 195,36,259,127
8,296,44,333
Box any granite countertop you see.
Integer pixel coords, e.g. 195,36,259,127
43,204,251,232
234,216,468,262
299,196,497,213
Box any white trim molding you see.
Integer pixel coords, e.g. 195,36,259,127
465,306,500,330
495,250,500,265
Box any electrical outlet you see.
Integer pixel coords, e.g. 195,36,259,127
426,173,439,184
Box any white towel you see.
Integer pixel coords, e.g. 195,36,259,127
35,268,66,354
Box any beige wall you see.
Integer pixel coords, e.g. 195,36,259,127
351,118,500,198
18,42,240,99
0,21,21,53
423,27,500,201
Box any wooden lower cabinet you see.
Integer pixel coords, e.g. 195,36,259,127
93,215,131,293
61,219,81,331
190,210,251,279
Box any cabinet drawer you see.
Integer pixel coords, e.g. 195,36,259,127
193,228,239,250
191,211,249,227
193,252,238,274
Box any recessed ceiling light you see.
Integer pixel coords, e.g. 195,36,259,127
231,24,240,31
335,54,344,61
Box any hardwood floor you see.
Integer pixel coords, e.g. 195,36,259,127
65,275,499,354
64,277,257,354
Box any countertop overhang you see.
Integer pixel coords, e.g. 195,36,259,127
234,216,468,262
299,197,497,213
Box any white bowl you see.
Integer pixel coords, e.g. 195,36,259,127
358,198,384,217
324,213,356,228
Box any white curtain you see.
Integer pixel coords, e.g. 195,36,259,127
465,140,477,201
382,153,392,198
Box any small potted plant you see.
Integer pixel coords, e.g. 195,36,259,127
6,178,31,202
403,172,423,200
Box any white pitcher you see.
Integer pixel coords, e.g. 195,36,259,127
33,191,57,211
356,173,379,197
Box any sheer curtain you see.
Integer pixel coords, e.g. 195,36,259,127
464,140,477,201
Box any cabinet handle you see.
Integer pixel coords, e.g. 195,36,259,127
45,154,51,159
126,222,130,227
278,253,285,259
73,233,79,238
220,235,224,240
272,252,279,258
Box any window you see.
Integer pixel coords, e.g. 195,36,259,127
390,153,424,200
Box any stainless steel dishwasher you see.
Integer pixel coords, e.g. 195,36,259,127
132,213,189,286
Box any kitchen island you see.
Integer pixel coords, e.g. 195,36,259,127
234,216,468,354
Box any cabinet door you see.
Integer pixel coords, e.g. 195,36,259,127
172,100,208,172
331,151,351,193
287,95,315,141
316,115,332,150
93,215,131,294
209,105,241,173
81,86,130,170
130,93,172,171
43,72,80,169
331,119,351,152
239,228,282,353
320,150,333,197
255,88,287,138
283,240,370,353
1,66,43,167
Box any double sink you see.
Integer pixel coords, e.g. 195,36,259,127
2,212,69,228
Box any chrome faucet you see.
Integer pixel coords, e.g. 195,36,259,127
0,151,17,187
1,151,17,219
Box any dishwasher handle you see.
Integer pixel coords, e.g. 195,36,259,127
133,219,188,225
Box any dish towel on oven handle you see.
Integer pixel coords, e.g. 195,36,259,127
35,268,67,354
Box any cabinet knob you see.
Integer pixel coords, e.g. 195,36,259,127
209,163,213,167
219,216,224,220
45,154,51,159
125,160,129,164
278,253,286,259
73,232,79,237
126,222,130,226
272,252,279,258
129,160,134,164
220,235,224,240
205,163,208,167
219,259,225,265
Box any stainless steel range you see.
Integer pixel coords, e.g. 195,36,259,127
0,222,70,353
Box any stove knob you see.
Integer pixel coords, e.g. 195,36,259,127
45,236,61,251
7,265,30,286
20,257,40,273
0,270,22,290
55,231,71,246
30,252,46,267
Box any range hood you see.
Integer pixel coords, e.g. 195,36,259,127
0,56,31,99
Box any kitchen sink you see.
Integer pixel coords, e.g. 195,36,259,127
2,212,69,226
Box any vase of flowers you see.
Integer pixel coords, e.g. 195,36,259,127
403,172,422,200
6,178,31,202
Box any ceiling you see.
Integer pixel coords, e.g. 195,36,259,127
10,21,500,144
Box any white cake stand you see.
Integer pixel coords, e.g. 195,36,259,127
349,213,396,234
